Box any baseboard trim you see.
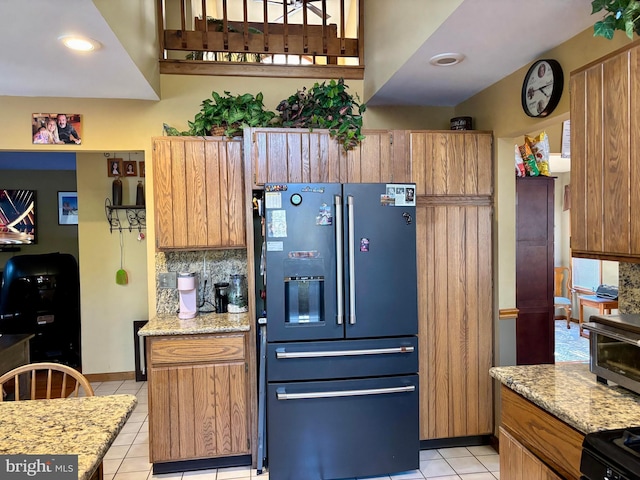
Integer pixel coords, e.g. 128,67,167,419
84,371,136,382
420,434,494,450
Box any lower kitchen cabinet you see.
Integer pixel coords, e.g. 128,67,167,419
500,386,583,479
147,333,250,465
500,427,563,480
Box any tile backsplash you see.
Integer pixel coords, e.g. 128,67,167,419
155,250,247,314
619,262,640,313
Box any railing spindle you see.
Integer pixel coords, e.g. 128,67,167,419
201,0,208,51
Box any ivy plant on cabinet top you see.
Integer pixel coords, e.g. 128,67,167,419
592,0,640,39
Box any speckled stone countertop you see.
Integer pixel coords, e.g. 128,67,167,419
138,312,250,336
490,363,640,434
0,394,137,480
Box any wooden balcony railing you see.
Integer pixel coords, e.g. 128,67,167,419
157,0,363,79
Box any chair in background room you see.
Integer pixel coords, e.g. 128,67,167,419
554,266,574,329
0,362,93,401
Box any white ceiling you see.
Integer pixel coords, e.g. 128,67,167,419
0,0,157,100
0,0,597,106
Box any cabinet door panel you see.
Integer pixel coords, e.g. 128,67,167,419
418,204,493,440
152,137,245,249
411,132,493,196
149,361,249,462
632,47,640,253
602,52,630,255
185,140,208,247
585,66,604,253
153,139,176,248
570,72,587,252
170,141,189,248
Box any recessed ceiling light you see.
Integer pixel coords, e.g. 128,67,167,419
429,53,465,67
59,35,102,52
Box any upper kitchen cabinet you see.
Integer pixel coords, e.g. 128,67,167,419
246,128,411,186
571,41,640,262
411,131,493,196
153,137,245,250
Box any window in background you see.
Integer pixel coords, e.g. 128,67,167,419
572,258,619,293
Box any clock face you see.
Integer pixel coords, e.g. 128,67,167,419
521,59,564,118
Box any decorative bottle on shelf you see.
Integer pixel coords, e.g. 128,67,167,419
136,181,145,206
112,176,123,206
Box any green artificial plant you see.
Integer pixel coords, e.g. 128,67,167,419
275,78,366,151
186,91,276,137
592,0,640,39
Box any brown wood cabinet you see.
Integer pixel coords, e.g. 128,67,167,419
152,137,245,249
246,128,411,186
412,130,494,441
515,176,555,365
147,333,250,464
500,386,583,479
500,427,563,480
571,41,640,262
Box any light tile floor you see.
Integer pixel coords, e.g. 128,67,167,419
97,380,500,480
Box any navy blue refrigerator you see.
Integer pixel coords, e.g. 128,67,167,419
263,183,419,480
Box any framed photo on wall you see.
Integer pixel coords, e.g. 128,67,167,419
33,113,82,145
123,160,137,176
58,191,78,225
108,158,123,177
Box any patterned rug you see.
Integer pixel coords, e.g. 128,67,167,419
554,319,590,363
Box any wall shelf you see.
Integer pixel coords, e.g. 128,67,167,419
105,199,146,233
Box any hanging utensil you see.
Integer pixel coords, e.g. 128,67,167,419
116,229,128,285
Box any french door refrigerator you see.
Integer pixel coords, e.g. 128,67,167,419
263,183,419,480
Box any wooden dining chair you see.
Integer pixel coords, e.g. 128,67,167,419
0,362,94,401
554,266,574,329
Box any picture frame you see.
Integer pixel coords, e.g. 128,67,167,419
58,191,78,225
123,160,137,176
108,158,123,177
32,113,82,145
139,161,145,178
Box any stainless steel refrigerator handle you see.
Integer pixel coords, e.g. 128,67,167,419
347,195,356,324
335,194,344,325
277,385,415,400
582,323,640,346
276,346,415,359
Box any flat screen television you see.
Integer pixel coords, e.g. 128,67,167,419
0,189,37,245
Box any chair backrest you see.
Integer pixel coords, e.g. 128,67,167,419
554,266,572,298
0,362,94,401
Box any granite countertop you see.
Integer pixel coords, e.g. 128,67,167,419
491,363,640,434
138,311,250,336
0,394,137,480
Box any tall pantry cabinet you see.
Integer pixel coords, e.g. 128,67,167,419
410,131,494,441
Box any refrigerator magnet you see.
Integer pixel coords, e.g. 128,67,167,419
316,203,333,226
267,210,287,237
360,238,370,252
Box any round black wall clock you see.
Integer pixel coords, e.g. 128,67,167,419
521,59,564,118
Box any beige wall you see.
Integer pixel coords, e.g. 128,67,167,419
0,76,362,374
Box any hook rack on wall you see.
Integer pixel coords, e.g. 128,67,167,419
105,198,146,233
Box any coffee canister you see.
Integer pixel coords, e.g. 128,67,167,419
450,116,472,130
228,274,248,313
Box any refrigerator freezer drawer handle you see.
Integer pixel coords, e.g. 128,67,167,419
275,346,415,359
347,195,356,324
335,194,344,325
277,385,415,400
